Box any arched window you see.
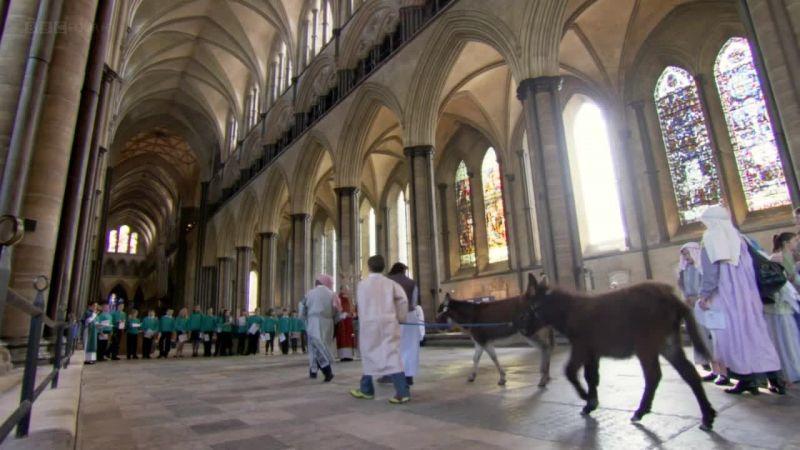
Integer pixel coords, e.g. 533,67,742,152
481,148,509,263
359,203,376,276
397,187,411,268
654,66,721,224
714,37,790,211
564,98,626,251
330,227,337,289
304,0,333,66
245,85,259,129
107,229,118,252
107,225,139,255
270,40,292,103
455,161,476,267
226,112,238,156
368,207,376,256
248,271,258,312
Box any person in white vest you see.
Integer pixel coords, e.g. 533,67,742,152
350,255,410,404
387,262,421,387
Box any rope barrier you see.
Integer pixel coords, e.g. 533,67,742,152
398,321,514,329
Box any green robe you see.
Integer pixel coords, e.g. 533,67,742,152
142,317,160,338
159,315,175,333
85,313,98,361
97,312,113,334
188,312,203,331
111,310,126,331
126,318,141,335
220,316,233,332
200,315,216,333
261,316,277,335
278,316,291,334
174,317,187,333
245,315,262,334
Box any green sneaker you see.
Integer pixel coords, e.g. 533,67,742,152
350,389,374,400
388,396,410,404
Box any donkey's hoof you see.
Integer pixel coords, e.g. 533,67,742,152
537,376,551,388
467,374,476,383
700,409,716,431
631,410,648,422
581,399,598,416
498,379,507,386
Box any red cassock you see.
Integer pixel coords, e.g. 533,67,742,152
335,294,356,360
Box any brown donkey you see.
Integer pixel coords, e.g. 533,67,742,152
436,293,553,387
524,274,715,431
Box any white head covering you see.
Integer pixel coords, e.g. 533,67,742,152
679,242,703,274
700,206,741,265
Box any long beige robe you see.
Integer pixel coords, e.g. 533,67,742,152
356,273,408,376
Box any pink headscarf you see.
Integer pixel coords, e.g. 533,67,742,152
316,274,334,290
679,242,703,274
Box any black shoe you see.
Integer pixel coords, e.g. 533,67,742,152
768,377,787,395
715,376,733,386
725,380,759,395
84,361,95,365
701,373,717,382
310,371,318,379
321,366,334,382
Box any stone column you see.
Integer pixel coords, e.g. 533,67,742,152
517,77,582,288
404,145,441,318
436,183,451,281
258,232,277,312
629,101,669,243
503,174,524,293
335,187,359,291
291,214,311,308
192,182,209,307
514,149,538,267
2,0,98,342
156,242,168,298
235,246,253,312
216,257,233,311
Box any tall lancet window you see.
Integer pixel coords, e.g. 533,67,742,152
226,113,238,156
654,66,720,224
455,161,476,268
565,98,626,251
305,0,333,66
397,187,411,269
714,37,789,211
481,148,509,263
271,40,292,102
107,225,139,255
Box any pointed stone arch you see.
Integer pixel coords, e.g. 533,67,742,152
291,131,336,214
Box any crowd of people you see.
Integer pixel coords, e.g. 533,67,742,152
677,205,800,395
81,258,425,403
81,304,314,364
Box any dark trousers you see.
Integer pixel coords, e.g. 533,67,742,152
237,332,246,354
159,332,172,357
214,333,221,356
110,330,121,358
97,335,109,360
264,337,274,354
290,337,298,353
248,334,259,354
203,334,212,356
219,332,232,355
126,334,138,359
301,332,307,353
280,336,289,355
142,337,154,358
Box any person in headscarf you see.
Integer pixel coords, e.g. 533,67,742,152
299,274,336,381
678,242,720,383
334,284,356,361
697,205,783,394
387,262,421,387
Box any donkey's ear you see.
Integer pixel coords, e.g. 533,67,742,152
539,274,550,290
526,273,538,294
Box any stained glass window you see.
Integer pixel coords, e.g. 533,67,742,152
368,208,376,256
248,271,258,312
107,230,118,252
397,189,409,266
117,225,130,254
481,149,509,263
714,37,789,211
455,161,476,267
129,232,138,254
654,66,721,224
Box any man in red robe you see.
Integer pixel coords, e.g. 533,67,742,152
334,285,356,361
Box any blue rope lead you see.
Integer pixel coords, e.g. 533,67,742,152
398,321,514,329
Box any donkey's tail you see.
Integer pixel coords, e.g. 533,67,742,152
678,300,711,360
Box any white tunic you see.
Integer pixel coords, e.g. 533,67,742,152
356,273,408,376
400,286,421,377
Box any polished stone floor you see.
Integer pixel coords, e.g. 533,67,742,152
75,345,800,449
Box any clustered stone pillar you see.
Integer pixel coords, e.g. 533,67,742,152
335,187,359,292
216,257,233,311
517,76,582,288
258,232,277,312
199,266,215,310
290,214,311,308
192,182,210,307
2,0,98,343
235,246,252,313
405,145,441,319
